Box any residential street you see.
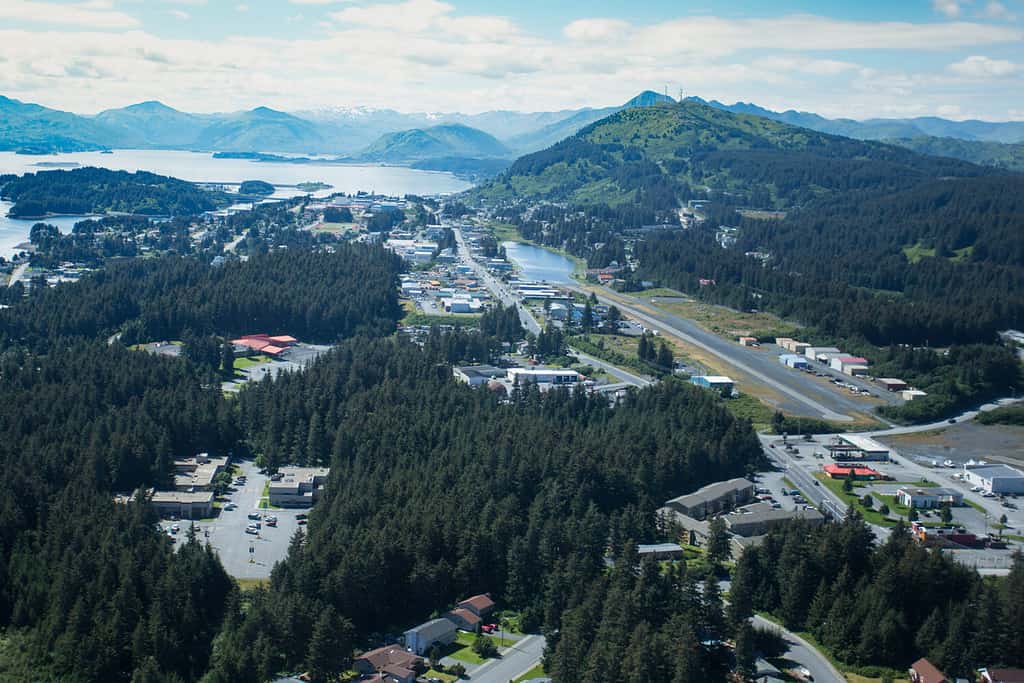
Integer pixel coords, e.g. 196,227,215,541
466,634,546,683
751,615,844,683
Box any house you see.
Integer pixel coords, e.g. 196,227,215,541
690,375,735,396
404,617,457,655
354,646,423,681
909,657,950,683
664,478,754,520
823,464,884,481
962,464,1024,494
979,669,1024,683
457,593,496,620
445,607,482,632
268,467,329,507
896,487,964,509
636,543,685,561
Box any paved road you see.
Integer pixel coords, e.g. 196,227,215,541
467,634,546,683
760,436,849,522
453,227,541,335
6,261,29,288
569,348,653,387
865,397,1023,437
568,285,861,422
751,615,844,683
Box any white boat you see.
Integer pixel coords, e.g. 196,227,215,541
943,459,955,468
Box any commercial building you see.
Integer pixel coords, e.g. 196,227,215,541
738,336,757,346
776,338,810,355
723,503,824,537
805,346,841,362
441,294,484,313
823,464,885,480
268,467,329,507
902,389,929,401
779,353,809,369
453,365,507,386
896,487,964,509
231,333,298,357
507,368,581,386
149,490,215,520
173,453,228,492
404,618,457,655
664,478,754,520
826,434,890,461
690,375,735,396
962,464,1024,494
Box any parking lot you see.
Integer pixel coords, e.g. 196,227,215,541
165,461,306,579
222,343,332,394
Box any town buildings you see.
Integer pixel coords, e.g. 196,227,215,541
689,375,735,396
896,487,964,509
962,463,1024,495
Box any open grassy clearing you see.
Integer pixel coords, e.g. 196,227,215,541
235,578,267,591
513,664,546,682
646,296,802,341
234,355,271,370
310,221,358,235
813,472,901,527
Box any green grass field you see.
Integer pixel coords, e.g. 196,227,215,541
813,473,900,527
234,355,271,370
513,664,546,682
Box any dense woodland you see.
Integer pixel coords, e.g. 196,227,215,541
0,245,403,347
0,167,220,217
731,517,1024,678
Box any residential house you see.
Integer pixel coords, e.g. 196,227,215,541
457,594,496,621
979,669,1024,683
354,646,423,682
404,618,457,656
445,607,482,632
909,658,950,683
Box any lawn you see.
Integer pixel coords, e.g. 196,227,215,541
424,669,456,683
813,473,901,527
235,578,267,591
513,664,546,683
234,354,272,370
446,636,486,665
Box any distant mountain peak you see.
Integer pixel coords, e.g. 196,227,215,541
623,90,677,108
124,100,178,113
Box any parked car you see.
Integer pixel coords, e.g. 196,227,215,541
224,502,237,511
481,624,495,633
270,473,283,481
266,518,277,527
170,524,180,534
247,511,261,520
245,527,258,535
297,519,307,525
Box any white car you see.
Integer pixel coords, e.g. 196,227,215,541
224,502,237,511
797,665,813,680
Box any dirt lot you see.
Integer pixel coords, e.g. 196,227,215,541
879,420,1024,467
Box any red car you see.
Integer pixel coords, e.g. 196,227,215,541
481,624,496,633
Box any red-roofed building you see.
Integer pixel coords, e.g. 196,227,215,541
231,334,297,357
268,335,298,344
823,464,883,481
262,345,286,355
909,658,950,683
457,593,495,619
445,607,482,632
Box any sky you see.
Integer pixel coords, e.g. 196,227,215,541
1,0,1023,120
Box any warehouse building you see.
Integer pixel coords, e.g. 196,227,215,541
830,355,870,376
805,346,841,361
826,434,890,461
878,378,908,392
962,463,1024,494
507,368,581,386
150,490,215,519
779,353,810,369
896,487,964,509
453,365,507,386
690,375,735,396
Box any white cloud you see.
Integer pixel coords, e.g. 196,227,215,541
236,3,249,11
983,1,1016,19
0,0,139,29
933,0,963,17
948,54,1020,78
564,18,631,42
169,9,190,20
291,0,340,4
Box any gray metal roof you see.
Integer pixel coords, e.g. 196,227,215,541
666,478,753,508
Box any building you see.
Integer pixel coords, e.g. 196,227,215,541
896,487,964,509
826,434,890,461
823,464,884,481
830,355,870,375
444,608,481,632
507,368,581,386
805,346,841,361
354,646,423,681
690,375,735,397
457,593,495,620
268,467,329,507
150,490,215,519
909,657,950,683
442,294,483,313
779,353,810,369
636,543,685,561
404,618,457,655
173,453,228,492
878,378,908,392
979,669,1024,683
738,336,757,346
962,464,1024,494
453,365,507,386
664,478,754,520
724,503,824,537
776,338,810,355
902,389,929,401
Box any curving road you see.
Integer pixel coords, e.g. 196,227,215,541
568,348,653,387
751,615,844,683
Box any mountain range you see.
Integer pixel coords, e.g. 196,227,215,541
2,90,1023,172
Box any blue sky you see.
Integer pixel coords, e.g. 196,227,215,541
1,0,1022,119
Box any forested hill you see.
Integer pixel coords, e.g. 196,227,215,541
476,100,988,210
0,167,220,218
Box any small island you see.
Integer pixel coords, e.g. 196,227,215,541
296,181,332,193
237,179,275,196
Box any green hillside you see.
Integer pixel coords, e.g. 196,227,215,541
887,135,1024,173
359,123,510,162
478,100,986,209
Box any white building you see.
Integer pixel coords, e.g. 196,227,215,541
268,467,329,507
829,356,869,375
404,618,457,655
779,353,809,369
896,486,964,508
507,368,581,386
962,464,1024,494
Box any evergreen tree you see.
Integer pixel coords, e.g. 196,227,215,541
306,606,354,683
